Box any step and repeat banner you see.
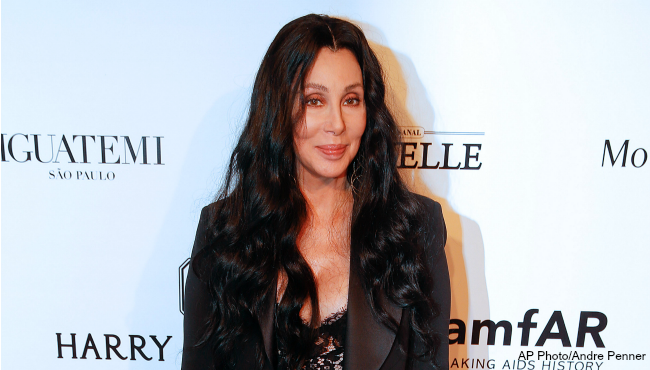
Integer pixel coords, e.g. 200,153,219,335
2,1,649,369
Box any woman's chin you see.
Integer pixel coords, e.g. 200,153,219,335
300,167,350,186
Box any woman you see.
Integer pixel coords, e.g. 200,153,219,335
183,14,450,370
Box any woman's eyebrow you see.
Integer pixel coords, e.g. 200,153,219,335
305,82,328,92
345,83,363,92
304,82,363,93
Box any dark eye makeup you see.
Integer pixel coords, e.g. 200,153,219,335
303,92,363,107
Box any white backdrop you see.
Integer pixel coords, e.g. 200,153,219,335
2,1,649,369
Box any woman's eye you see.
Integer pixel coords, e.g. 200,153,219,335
344,97,360,106
306,98,322,106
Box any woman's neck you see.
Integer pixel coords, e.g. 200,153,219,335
303,188,351,223
297,171,352,221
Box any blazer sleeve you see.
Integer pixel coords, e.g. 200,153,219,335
414,196,450,370
182,206,216,370
430,200,450,369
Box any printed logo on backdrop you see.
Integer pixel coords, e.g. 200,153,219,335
1,133,164,181
55,333,172,361
450,309,646,369
397,127,484,170
179,258,191,314
602,140,647,168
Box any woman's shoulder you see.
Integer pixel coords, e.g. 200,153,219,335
191,201,221,258
195,197,230,228
408,192,447,256
409,192,444,224
197,201,219,221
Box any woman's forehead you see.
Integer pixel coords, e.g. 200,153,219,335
303,48,363,91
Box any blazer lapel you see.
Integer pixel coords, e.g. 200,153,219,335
345,255,404,370
258,266,408,370
259,277,278,369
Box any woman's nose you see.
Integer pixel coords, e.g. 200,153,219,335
324,105,346,135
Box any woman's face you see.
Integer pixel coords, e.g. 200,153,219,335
294,48,366,189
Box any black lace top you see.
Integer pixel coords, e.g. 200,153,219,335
277,306,348,370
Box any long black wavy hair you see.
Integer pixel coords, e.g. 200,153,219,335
192,14,441,369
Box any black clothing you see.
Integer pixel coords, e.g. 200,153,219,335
277,307,348,370
182,194,450,370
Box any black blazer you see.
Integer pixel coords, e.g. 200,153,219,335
182,194,450,370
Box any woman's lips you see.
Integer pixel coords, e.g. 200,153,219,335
316,144,347,158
